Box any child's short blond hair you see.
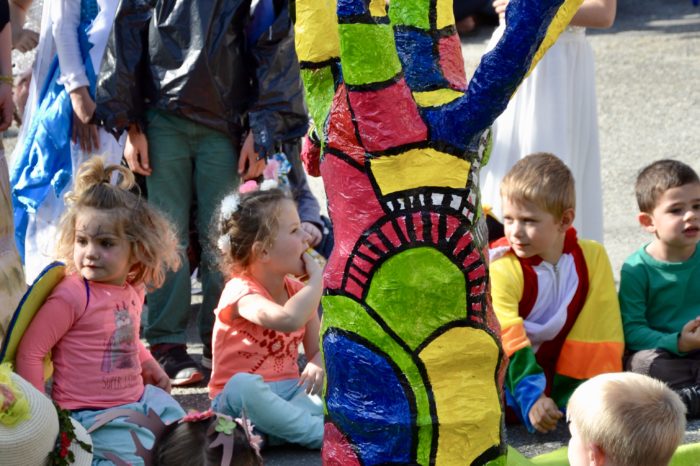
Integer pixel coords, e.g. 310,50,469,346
499,153,575,219
635,159,700,213
567,372,686,466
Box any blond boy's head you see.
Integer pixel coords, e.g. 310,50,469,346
635,159,700,213
500,152,575,219
567,372,686,466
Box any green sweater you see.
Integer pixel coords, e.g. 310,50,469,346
619,245,700,355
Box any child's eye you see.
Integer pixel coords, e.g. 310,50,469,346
101,240,114,248
76,237,87,245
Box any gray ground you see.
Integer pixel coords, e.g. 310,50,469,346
5,0,700,463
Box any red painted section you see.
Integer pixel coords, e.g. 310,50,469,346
439,34,468,90
445,215,461,241
380,222,402,248
321,155,385,290
347,79,427,152
322,423,362,466
327,84,366,165
468,263,486,281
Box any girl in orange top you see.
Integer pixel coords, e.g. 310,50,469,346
208,186,324,449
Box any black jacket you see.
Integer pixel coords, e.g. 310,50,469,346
95,0,308,157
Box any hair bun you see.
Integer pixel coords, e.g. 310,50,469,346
67,157,136,203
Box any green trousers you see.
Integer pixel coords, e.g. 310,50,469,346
143,109,240,352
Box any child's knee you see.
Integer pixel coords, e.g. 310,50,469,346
215,373,264,413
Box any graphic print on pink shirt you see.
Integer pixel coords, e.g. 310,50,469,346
236,327,304,373
101,301,139,373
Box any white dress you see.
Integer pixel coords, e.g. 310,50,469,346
480,25,604,243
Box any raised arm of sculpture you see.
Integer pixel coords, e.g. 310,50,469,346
292,0,582,464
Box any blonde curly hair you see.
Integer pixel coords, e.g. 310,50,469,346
55,157,181,289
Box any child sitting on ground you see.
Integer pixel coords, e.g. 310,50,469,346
566,372,686,466
620,159,700,417
15,158,185,464
208,186,324,449
489,152,624,433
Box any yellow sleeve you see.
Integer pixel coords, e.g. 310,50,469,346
489,254,529,357
558,241,624,378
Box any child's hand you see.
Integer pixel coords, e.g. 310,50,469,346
299,356,325,395
69,87,100,153
301,222,323,247
678,317,700,352
141,359,172,393
124,126,152,176
302,251,323,282
493,0,509,19
528,394,563,433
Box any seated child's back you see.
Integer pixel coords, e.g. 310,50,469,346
489,153,623,433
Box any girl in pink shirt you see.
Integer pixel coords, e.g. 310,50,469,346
16,157,184,465
209,187,324,449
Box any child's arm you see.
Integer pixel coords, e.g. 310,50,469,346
238,253,323,333
299,312,324,395
50,0,100,152
570,0,616,29
15,294,77,392
495,0,616,29
619,262,685,354
139,343,171,393
490,256,551,432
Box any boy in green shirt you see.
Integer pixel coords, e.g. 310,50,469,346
620,159,700,418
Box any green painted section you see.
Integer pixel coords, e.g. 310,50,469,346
366,247,466,350
387,0,430,29
339,23,402,85
322,294,433,466
301,67,335,140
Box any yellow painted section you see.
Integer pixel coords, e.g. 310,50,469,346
369,0,387,17
370,149,471,195
419,327,502,465
527,0,584,76
435,0,456,29
294,0,340,63
413,88,463,107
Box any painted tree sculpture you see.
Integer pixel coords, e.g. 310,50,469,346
293,0,581,463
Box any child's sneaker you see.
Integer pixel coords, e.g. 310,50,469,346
150,344,203,387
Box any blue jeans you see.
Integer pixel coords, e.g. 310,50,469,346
212,373,324,449
142,109,240,351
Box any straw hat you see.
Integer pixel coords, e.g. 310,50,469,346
0,368,93,466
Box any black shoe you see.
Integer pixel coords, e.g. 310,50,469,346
676,385,700,419
150,343,203,387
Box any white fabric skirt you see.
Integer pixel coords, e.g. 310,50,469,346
480,25,604,243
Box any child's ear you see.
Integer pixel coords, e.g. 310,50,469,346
252,241,268,262
559,208,575,231
589,443,607,466
638,212,656,233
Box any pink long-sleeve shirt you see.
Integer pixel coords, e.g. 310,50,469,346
16,274,153,410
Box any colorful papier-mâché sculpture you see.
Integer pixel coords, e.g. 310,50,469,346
292,0,582,463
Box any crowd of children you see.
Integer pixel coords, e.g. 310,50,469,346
0,0,699,464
